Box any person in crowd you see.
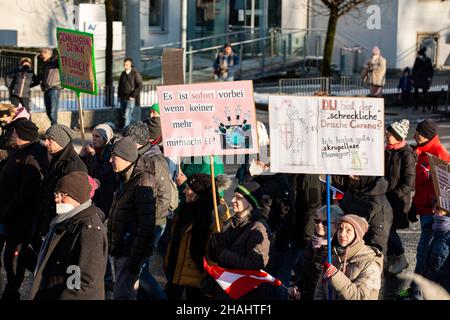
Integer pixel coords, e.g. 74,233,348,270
384,119,416,275
142,104,180,259
176,156,225,200
39,48,61,125
107,137,156,300
338,175,393,255
5,57,39,112
412,47,434,112
164,173,231,300
420,206,450,294
289,205,345,300
411,119,450,275
117,58,143,128
213,43,240,82
235,123,295,297
30,171,108,300
361,46,387,97
122,121,174,300
79,123,116,216
208,182,272,300
0,104,31,169
397,67,412,108
40,124,88,236
79,123,116,297
0,120,48,300
314,214,383,300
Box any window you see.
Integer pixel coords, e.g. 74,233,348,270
149,0,165,30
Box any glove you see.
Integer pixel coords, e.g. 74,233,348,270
322,262,338,281
408,204,418,223
311,235,328,250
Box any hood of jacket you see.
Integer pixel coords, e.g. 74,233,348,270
13,106,31,121
348,176,388,196
416,135,450,161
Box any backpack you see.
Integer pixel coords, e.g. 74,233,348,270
150,154,179,217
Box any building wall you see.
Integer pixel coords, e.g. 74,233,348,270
0,0,74,47
396,0,450,70
140,0,182,48
281,0,308,30
309,0,398,71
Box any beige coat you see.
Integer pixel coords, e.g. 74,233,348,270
362,55,387,87
314,240,383,300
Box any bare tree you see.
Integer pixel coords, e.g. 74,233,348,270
310,0,376,76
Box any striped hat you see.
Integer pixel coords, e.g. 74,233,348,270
234,182,263,210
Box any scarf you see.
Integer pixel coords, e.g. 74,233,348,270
35,200,92,276
386,140,407,150
432,214,450,233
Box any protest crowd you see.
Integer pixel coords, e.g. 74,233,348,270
0,48,450,302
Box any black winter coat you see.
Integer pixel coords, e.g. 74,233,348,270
0,141,49,233
339,177,393,254
81,143,115,217
292,174,323,248
385,144,416,229
40,144,88,234
107,161,156,273
253,173,295,252
6,66,39,98
412,55,434,89
117,69,143,105
30,204,108,300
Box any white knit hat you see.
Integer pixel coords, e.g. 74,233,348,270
388,119,409,140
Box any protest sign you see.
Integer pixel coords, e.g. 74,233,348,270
428,153,450,212
162,48,184,85
157,80,258,157
56,27,97,94
269,95,384,176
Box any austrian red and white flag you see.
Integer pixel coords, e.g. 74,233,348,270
203,257,282,299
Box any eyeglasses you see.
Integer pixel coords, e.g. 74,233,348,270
313,219,328,225
54,192,68,199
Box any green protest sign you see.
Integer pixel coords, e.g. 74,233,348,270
56,27,97,95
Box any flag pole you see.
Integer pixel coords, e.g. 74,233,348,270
76,91,86,147
326,174,332,300
210,155,221,233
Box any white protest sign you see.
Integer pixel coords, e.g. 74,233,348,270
269,95,384,176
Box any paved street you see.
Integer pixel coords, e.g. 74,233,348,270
1,105,449,300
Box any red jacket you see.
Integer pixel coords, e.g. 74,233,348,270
414,135,450,215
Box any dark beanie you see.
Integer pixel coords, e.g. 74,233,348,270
113,136,138,163
123,121,150,146
339,214,369,244
45,124,75,149
416,119,437,140
234,182,263,209
14,119,38,141
55,171,91,204
187,173,212,194
147,117,162,141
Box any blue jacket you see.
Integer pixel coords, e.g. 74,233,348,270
397,76,412,92
424,229,450,291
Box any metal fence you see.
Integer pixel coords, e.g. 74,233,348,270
0,84,158,112
279,76,450,97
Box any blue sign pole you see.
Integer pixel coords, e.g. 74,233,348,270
326,174,332,300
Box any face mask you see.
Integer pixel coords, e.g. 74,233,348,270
249,161,264,176
56,203,75,215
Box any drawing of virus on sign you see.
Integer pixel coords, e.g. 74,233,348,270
210,106,253,150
